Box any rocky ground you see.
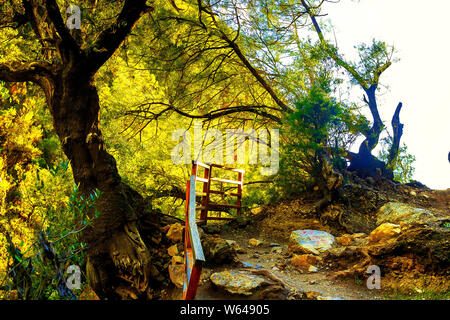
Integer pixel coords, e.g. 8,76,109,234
162,180,449,300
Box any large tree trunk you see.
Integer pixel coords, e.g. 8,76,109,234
347,85,393,180
46,66,156,299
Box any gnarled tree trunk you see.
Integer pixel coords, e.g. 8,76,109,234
47,65,156,299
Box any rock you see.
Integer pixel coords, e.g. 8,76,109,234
336,233,367,246
336,234,353,246
251,206,264,215
226,240,246,253
291,254,322,271
271,246,283,254
202,234,236,264
171,255,184,265
304,290,321,299
201,224,222,234
317,295,343,300
249,238,263,247
166,223,184,243
197,226,205,239
341,210,377,234
376,202,435,226
308,265,318,273
288,230,336,255
269,243,280,247
168,264,184,288
368,223,401,244
210,271,265,295
257,285,290,300
235,216,252,228
241,261,263,269
167,245,178,256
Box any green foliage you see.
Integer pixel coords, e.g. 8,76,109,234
1,184,99,300
275,79,366,197
351,39,397,86
378,137,416,184
0,80,94,300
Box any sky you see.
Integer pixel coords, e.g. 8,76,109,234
321,0,450,190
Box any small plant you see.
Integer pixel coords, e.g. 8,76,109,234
1,184,100,300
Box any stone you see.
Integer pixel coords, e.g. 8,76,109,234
251,207,264,215
291,254,322,271
317,295,343,300
166,223,184,243
201,224,222,234
368,223,401,244
168,264,184,288
202,234,236,264
171,255,184,265
337,233,367,246
210,271,265,295
241,261,263,269
249,238,263,247
226,240,246,253
167,245,178,256
269,243,281,247
271,246,283,254
288,230,336,255
308,265,318,273
336,234,353,246
376,202,435,226
304,290,321,299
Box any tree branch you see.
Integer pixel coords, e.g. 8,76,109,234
125,102,282,124
387,102,404,168
0,61,53,83
301,0,369,89
44,0,81,57
197,1,291,114
86,0,153,73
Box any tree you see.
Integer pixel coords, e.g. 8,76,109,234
0,0,157,299
300,0,405,179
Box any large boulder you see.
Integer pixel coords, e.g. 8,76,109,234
210,271,265,296
201,234,236,264
368,223,401,244
376,202,435,226
291,254,322,272
288,230,336,255
166,223,184,243
168,264,184,288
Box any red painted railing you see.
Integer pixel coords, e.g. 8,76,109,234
183,161,244,299
183,174,205,300
192,161,244,224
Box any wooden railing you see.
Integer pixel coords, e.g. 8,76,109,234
182,161,244,299
192,161,244,224
183,175,205,300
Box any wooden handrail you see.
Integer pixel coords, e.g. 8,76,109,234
187,175,205,264
183,175,205,300
191,160,244,222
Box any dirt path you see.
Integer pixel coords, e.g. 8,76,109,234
172,225,386,300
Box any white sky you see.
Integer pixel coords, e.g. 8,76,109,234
321,0,450,190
